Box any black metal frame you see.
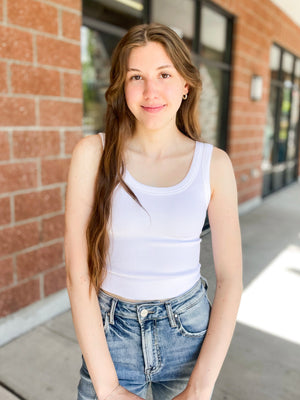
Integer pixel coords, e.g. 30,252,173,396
267,43,300,193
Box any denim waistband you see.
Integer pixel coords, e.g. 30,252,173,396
98,277,208,327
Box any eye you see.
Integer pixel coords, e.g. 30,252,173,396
130,75,142,81
161,73,171,79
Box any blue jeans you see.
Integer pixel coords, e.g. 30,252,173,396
77,278,211,400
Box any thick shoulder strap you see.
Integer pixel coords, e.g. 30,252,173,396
98,132,105,148
200,142,213,207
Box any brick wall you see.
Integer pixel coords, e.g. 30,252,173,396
212,0,300,203
0,0,82,318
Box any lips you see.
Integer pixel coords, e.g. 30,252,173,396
141,105,166,113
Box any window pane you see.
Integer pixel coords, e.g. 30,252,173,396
278,82,292,162
82,0,143,135
295,59,300,78
152,0,195,49
287,84,300,160
81,27,118,135
200,6,227,62
199,64,224,145
270,45,281,80
282,51,294,82
262,85,277,171
84,0,143,30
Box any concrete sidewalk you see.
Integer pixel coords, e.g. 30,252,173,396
0,182,299,400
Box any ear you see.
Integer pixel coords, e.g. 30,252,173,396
184,82,189,94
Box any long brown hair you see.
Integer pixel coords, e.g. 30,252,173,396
86,23,203,294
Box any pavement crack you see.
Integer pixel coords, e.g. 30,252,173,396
0,381,27,400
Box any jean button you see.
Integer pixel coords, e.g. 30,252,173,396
141,309,148,317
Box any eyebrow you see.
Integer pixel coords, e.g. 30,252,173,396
127,64,174,72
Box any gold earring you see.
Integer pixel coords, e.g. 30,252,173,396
182,94,188,100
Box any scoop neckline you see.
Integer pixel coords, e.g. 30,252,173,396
124,140,200,195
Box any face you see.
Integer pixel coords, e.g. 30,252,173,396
124,41,189,134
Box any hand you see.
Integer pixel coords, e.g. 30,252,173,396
172,386,212,400
104,384,144,400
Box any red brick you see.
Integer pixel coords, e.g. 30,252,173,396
63,72,82,98
0,26,33,62
65,130,82,154
0,222,39,257
44,266,66,297
39,100,82,126
13,130,60,158
8,0,58,34
47,0,81,10
0,131,10,160
62,11,81,40
0,97,35,127
0,162,37,194
42,214,65,242
11,65,60,96
0,257,14,289
16,242,63,280
0,279,40,317
41,158,70,185
238,185,261,204
0,197,11,225
37,36,80,69
0,62,7,93
15,188,62,221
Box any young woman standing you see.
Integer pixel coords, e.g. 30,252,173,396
64,23,243,400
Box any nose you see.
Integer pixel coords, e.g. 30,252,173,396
143,78,159,99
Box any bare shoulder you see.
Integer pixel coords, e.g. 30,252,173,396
66,134,103,210
71,133,103,168
209,146,237,199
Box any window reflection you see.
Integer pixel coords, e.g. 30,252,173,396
152,0,194,49
81,0,143,135
270,45,281,80
263,85,277,170
81,27,119,135
199,64,223,146
200,6,227,62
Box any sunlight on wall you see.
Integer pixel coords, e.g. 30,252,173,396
237,243,300,345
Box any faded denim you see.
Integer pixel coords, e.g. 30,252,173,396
77,278,211,400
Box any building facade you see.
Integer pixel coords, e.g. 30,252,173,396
0,0,300,336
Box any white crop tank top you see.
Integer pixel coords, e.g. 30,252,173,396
98,132,213,300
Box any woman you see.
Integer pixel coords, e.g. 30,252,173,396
65,23,243,400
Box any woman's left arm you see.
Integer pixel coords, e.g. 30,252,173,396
175,147,243,400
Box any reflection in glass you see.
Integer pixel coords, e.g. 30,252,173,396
199,64,223,145
287,83,300,160
262,85,277,171
282,51,294,82
200,6,227,62
81,26,120,135
270,44,280,80
278,82,292,162
152,0,194,49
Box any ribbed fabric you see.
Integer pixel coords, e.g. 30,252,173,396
98,132,213,300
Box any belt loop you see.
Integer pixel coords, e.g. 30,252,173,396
201,276,209,291
109,298,118,325
165,302,177,328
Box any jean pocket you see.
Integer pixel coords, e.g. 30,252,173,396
174,294,210,338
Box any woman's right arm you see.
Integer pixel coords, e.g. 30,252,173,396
64,135,120,399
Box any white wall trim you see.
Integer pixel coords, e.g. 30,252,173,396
238,195,262,215
0,289,70,347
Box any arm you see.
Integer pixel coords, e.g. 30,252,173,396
64,135,119,399
180,147,243,399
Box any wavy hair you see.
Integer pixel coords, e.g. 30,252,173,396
86,23,203,293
